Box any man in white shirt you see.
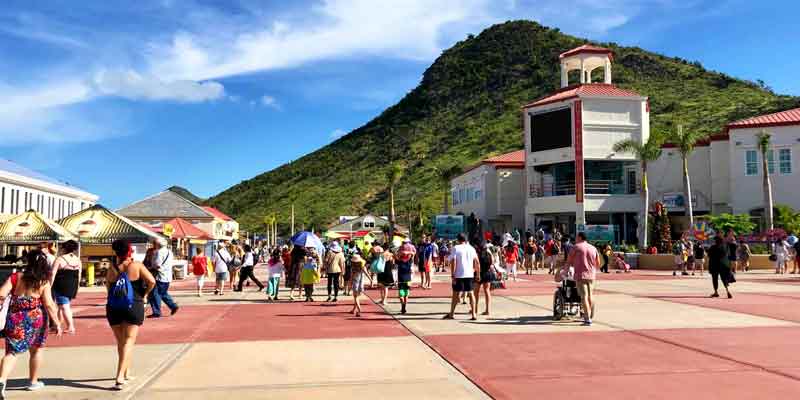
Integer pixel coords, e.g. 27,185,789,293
443,233,479,320
213,242,232,295
148,240,179,318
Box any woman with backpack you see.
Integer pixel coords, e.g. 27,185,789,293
227,244,244,292
474,240,496,316
105,239,156,390
0,250,62,395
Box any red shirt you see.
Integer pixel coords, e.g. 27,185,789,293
504,245,519,264
191,256,207,276
570,242,599,281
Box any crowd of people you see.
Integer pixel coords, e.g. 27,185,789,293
3,224,800,398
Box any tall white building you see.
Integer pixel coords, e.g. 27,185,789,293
0,159,99,220
523,45,649,243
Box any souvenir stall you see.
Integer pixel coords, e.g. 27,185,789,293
0,210,77,281
58,204,164,286
147,217,211,280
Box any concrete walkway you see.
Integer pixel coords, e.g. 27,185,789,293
5,269,800,399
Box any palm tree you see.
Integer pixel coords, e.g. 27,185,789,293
757,130,774,230
671,124,706,228
387,161,404,240
613,132,665,248
438,164,463,214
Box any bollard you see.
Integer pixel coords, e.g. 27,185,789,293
86,262,95,286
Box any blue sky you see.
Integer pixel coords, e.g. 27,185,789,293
1,0,798,209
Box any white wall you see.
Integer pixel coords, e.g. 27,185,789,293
496,167,526,229
710,139,731,213
582,98,644,160
649,146,713,213
0,180,95,220
451,165,489,221
729,125,800,214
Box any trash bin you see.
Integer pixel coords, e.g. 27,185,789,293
85,263,95,286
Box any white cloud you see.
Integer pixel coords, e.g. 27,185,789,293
92,69,225,102
260,95,281,109
329,128,347,139
146,0,493,81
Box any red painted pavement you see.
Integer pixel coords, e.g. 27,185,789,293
643,326,800,376
196,301,409,343
480,371,800,400
650,293,800,322
423,331,800,399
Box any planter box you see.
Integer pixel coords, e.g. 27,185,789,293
638,253,779,271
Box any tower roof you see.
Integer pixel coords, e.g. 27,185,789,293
522,83,643,108
559,44,614,61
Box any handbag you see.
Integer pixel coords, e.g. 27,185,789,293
0,273,19,337
769,254,778,262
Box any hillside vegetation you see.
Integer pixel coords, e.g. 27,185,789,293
207,20,799,232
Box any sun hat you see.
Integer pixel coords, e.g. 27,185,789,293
330,242,342,253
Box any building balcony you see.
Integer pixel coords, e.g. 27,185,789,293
529,179,638,198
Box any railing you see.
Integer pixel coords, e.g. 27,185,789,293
530,179,638,198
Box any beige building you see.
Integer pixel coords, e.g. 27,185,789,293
650,107,800,229
523,45,648,243
450,150,526,234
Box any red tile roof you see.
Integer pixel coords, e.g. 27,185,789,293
202,206,233,221
523,84,643,108
559,44,614,60
163,218,212,240
726,107,800,131
483,150,525,167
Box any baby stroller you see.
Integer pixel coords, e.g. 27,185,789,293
553,279,583,321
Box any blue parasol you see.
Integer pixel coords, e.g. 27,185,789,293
291,231,325,254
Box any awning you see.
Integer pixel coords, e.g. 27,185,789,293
58,204,164,244
0,210,76,244
156,218,212,240
324,231,346,239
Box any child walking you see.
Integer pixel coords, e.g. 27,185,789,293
300,252,321,301
350,253,372,317
266,249,285,302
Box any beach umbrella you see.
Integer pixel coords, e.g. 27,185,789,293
788,235,798,246
291,231,324,254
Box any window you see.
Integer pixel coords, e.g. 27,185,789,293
779,148,792,174
745,150,758,176
451,191,457,206
474,189,482,200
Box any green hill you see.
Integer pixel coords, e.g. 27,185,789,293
207,20,800,232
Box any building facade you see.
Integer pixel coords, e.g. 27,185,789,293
0,159,98,220
117,190,223,240
649,107,800,230
450,150,526,234
523,45,648,243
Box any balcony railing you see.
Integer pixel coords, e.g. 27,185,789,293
530,180,638,198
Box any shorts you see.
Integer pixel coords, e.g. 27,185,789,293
54,293,71,305
398,282,410,297
452,278,474,293
535,253,544,261
674,255,684,265
106,301,145,326
216,272,229,282
577,279,595,299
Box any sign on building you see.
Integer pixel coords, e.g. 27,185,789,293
577,224,616,242
434,215,464,240
662,192,697,211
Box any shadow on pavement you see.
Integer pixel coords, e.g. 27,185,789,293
7,377,114,391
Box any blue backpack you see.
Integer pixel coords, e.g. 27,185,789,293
108,267,135,310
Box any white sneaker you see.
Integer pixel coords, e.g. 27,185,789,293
27,381,45,391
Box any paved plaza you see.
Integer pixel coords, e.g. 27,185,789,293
5,269,800,399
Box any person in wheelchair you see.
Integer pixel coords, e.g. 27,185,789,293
552,263,581,320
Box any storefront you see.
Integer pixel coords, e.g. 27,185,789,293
0,210,77,280
58,204,164,286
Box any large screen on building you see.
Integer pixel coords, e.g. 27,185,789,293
531,108,572,152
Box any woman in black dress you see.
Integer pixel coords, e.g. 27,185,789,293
377,245,395,305
708,236,734,299
473,240,495,316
